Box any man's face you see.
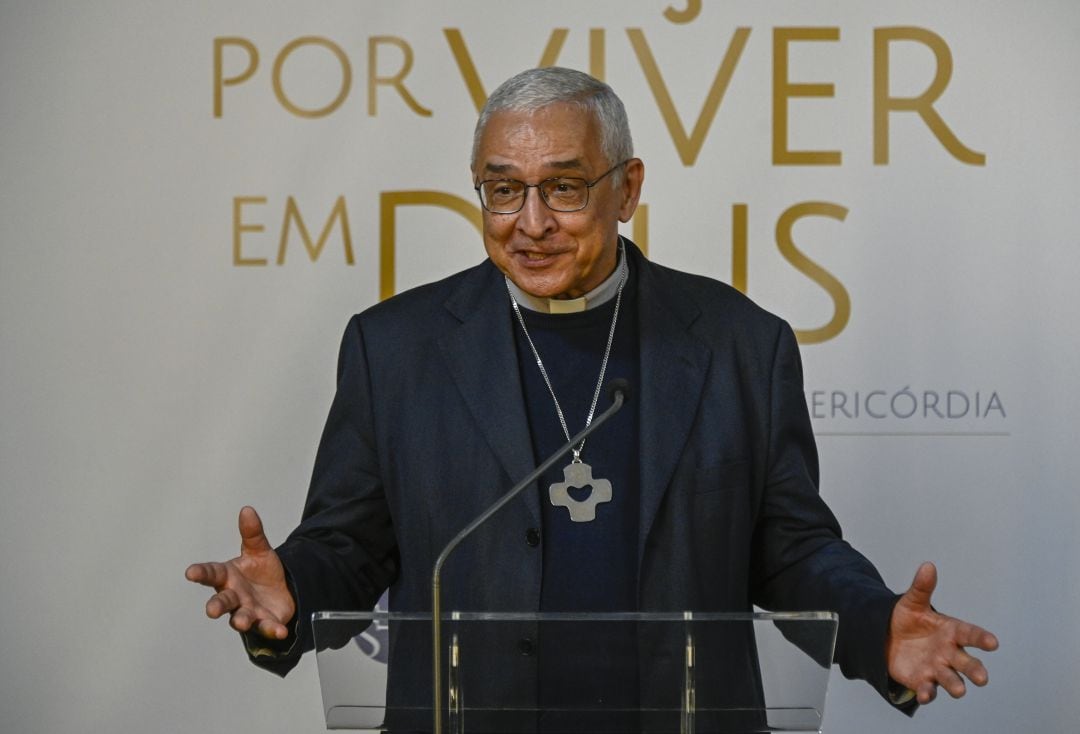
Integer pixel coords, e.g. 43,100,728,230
472,103,643,299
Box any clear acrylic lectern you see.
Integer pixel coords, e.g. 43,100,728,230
313,611,837,733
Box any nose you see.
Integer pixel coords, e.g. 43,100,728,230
515,186,557,239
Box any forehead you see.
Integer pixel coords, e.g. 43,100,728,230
475,103,603,174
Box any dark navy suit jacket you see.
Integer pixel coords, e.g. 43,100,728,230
256,241,903,717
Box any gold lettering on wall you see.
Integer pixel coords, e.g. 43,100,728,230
627,27,751,166
663,0,702,24
232,196,268,266
730,203,748,293
276,196,354,265
444,28,569,113
379,191,482,300
873,27,986,165
589,29,606,81
776,202,850,344
629,204,648,257
214,38,259,118
773,27,842,166
272,37,352,118
368,36,433,117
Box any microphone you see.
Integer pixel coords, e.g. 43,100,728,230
606,378,631,406
430,379,632,734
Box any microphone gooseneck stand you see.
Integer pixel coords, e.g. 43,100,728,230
430,380,631,734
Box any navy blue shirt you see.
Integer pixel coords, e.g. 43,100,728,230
511,270,642,716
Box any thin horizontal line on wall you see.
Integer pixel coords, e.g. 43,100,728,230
816,431,1011,437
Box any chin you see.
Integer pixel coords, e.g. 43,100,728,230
509,271,569,299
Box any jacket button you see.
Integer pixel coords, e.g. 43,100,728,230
525,527,541,547
518,637,535,656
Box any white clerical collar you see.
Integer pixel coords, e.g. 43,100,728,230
507,239,629,314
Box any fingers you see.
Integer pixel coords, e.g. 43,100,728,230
188,507,291,640
903,561,938,609
910,669,964,704
954,650,989,687
186,506,271,587
937,665,967,699
229,602,259,632
255,617,290,640
888,562,999,706
226,602,289,639
206,590,287,638
932,621,994,693
916,671,968,702
956,621,999,652
907,642,990,704
206,588,241,619
950,629,994,686
238,505,273,555
954,621,999,652
921,651,986,702
185,561,228,588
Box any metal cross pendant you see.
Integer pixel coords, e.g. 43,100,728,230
548,457,612,522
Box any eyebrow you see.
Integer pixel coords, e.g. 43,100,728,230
483,158,587,176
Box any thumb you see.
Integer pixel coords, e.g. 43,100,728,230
903,561,938,609
238,505,273,555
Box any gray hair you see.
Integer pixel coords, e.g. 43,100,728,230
471,67,634,184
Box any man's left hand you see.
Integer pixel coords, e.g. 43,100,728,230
886,561,999,704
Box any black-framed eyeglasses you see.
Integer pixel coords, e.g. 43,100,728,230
474,160,630,214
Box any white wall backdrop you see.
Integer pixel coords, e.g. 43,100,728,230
2,2,1078,732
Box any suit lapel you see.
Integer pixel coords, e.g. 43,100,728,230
438,263,540,525
633,248,711,563
434,248,711,543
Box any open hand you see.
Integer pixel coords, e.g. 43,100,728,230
185,506,296,640
886,562,999,704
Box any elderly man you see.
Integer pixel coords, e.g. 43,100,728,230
187,67,996,718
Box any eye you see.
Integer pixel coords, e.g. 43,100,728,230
484,180,523,203
545,178,586,202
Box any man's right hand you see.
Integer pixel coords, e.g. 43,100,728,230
186,506,297,640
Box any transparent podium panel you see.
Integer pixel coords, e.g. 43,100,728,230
313,611,838,733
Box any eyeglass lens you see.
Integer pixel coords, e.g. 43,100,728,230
479,178,589,213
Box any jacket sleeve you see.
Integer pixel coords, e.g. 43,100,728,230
248,315,400,677
749,322,916,715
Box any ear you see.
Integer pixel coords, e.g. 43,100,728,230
617,158,645,223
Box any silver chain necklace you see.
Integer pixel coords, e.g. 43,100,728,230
505,250,627,522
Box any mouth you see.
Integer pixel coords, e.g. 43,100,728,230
512,248,565,265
